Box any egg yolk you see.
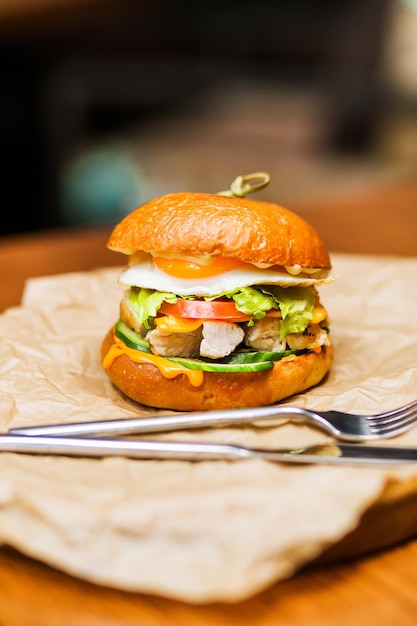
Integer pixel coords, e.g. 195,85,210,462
152,256,245,279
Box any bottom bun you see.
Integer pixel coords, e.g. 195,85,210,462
101,328,334,411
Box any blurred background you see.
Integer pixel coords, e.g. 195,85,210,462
0,0,416,236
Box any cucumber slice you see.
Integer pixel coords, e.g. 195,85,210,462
167,357,273,373
115,319,152,353
221,349,307,364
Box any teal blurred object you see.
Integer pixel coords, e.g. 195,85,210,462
60,147,145,226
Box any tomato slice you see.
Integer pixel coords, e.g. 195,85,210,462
159,300,253,321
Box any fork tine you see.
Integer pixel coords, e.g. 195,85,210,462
366,402,417,427
367,412,417,437
370,399,417,421
371,419,416,439
367,409,417,427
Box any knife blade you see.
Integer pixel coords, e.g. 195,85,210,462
0,434,416,465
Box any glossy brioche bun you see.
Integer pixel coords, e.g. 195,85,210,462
101,329,333,411
107,192,331,269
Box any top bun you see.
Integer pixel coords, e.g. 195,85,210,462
107,192,330,268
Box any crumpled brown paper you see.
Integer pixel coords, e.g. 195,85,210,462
0,253,417,602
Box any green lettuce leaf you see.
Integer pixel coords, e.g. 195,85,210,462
227,287,277,319
129,287,177,329
264,285,316,337
223,285,316,336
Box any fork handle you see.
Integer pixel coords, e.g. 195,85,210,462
9,406,311,438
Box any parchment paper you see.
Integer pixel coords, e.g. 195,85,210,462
0,252,416,602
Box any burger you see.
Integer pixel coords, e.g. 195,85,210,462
101,178,334,411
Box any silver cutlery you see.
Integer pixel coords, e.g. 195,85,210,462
9,399,417,442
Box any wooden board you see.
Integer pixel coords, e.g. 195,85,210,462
1,484,417,626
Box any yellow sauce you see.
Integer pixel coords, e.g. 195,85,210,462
312,305,327,324
154,315,204,334
103,336,204,387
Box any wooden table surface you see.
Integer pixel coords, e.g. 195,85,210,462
1,178,417,624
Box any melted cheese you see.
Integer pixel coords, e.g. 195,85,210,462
311,346,323,353
103,336,204,387
312,305,327,324
154,316,204,334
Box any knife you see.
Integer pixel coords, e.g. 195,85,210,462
0,434,416,465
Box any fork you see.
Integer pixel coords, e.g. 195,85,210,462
8,399,417,443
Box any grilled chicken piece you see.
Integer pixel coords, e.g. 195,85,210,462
286,323,329,350
147,327,203,358
200,321,244,359
244,317,286,352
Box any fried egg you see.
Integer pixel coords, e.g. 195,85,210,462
118,254,334,296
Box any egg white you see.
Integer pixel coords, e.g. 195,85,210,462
118,257,334,296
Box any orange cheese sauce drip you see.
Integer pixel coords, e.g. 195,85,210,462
311,346,322,354
154,316,204,333
312,305,327,324
102,337,204,387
